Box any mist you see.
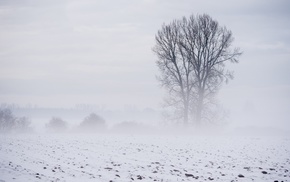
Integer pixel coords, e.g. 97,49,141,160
1,0,289,134
1,0,290,181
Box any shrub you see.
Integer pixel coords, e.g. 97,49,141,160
79,113,106,132
46,117,68,133
14,116,32,133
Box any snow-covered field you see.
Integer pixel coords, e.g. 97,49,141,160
0,134,289,182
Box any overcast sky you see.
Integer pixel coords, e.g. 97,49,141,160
0,0,289,128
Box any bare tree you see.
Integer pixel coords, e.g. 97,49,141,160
153,21,194,125
153,14,241,126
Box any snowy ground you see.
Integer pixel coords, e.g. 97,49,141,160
0,134,289,182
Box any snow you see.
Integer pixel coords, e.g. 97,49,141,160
0,134,289,182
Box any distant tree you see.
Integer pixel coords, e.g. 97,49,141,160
153,14,242,126
79,113,106,132
46,117,68,133
0,108,32,133
0,108,16,133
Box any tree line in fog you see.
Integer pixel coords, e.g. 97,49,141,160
0,107,154,134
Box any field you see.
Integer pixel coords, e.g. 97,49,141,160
0,134,289,182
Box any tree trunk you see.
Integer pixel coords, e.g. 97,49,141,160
184,102,189,126
195,90,204,126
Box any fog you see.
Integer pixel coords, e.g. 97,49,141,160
1,0,290,135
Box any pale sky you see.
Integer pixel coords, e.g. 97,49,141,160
0,0,289,128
